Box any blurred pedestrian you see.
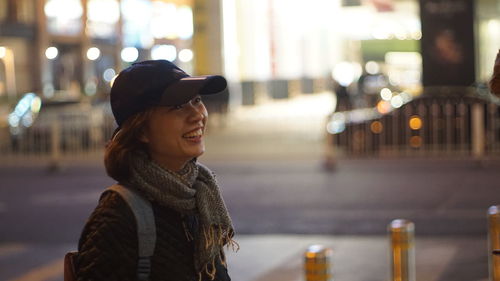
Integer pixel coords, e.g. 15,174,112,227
75,60,237,281
490,50,500,96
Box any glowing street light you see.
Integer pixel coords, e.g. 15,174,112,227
151,45,177,61
178,49,194,62
86,47,101,61
121,47,139,62
45,47,59,60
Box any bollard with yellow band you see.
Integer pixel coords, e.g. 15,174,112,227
304,244,333,281
389,219,416,281
488,205,500,281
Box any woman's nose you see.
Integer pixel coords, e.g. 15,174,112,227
187,104,206,122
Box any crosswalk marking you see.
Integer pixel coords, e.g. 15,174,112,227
6,258,64,281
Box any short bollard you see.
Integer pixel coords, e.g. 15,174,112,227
488,205,500,281
389,219,415,281
304,245,332,281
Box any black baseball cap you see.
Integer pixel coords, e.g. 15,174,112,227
110,60,227,126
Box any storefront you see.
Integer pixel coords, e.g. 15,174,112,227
0,0,198,103
221,0,500,108
40,0,196,101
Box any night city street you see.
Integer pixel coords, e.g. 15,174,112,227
1,0,500,280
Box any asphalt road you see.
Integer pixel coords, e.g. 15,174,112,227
2,158,498,243
0,157,498,281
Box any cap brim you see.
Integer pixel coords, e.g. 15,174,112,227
159,75,227,106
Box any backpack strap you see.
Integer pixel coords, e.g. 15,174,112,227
105,184,156,281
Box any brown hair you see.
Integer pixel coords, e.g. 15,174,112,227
104,110,152,182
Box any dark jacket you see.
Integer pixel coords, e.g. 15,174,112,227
76,191,231,281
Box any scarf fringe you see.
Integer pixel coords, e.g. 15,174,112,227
227,238,240,252
197,225,239,279
202,225,239,252
182,220,194,241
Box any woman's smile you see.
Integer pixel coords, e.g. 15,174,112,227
182,127,204,144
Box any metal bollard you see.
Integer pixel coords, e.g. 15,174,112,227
389,219,415,281
488,205,500,281
472,103,485,158
304,244,333,281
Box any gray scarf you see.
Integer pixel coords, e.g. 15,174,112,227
128,151,237,279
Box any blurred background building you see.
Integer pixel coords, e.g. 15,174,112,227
0,0,500,161
0,0,498,106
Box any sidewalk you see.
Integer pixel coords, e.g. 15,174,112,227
202,92,335,161
0,234,489,281
226,235,488,281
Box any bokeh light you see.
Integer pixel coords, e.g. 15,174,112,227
410,136,422,148
45,47,58,60
409,116,422,130
376,100,392,114
121,47,139,62
370,121,383,134
103,68,116,82
86,47,101,61
380,88,392,101
390,95,403,108
151,45,176,61
178,49,194,62
365,61,380,75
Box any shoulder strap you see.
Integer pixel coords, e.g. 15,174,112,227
106,184,156,281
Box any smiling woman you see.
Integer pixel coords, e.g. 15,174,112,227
142,96,208,172
74,60,237,281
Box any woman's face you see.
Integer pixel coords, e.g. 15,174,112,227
142,95,208,171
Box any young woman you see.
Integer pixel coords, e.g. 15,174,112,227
76,60,237,281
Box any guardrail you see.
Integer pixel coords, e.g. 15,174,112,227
326,91,500,159
0,110,116,165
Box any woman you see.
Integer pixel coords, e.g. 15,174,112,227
76,60,237,281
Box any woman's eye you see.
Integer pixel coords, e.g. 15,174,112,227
193,97,202,104
174,104,184,110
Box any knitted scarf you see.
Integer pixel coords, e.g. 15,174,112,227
127,151,238,280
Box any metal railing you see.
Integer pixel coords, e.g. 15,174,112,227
327,91,500,158
0,109,116,164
